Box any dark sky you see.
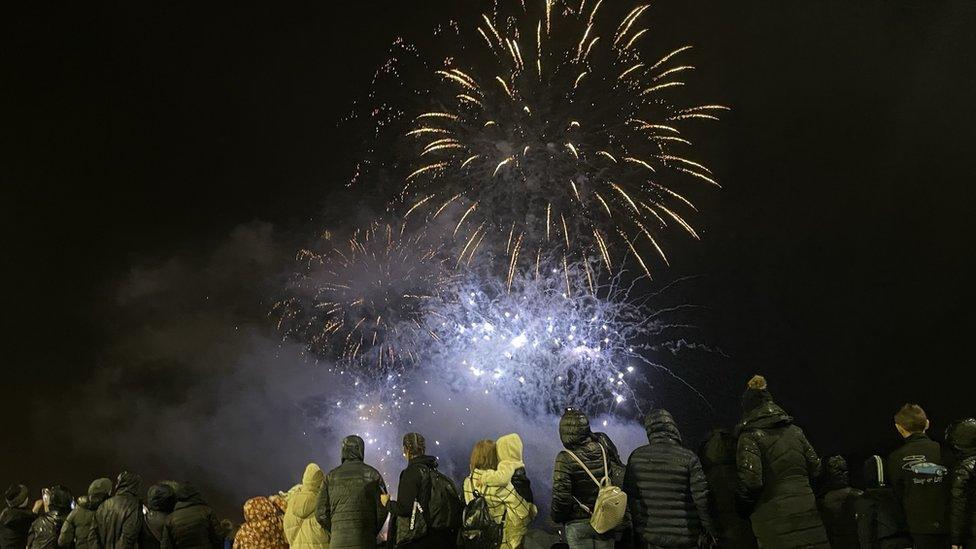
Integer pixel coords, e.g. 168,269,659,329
3,0,976,510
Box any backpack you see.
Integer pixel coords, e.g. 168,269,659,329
458,477,504,549
425,467,464,532
565,443,627,534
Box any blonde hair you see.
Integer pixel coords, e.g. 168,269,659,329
747,375,767,390
469,439,499,474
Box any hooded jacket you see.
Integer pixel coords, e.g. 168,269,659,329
28,487,72,549
817,456,862,549
91,472,142,549
233,498,287,549
140,483,177,549
1,504,36,549
736,395,829,548
477,434,534,504
699,430,757,549
947,418,976,545
317,436,387,549
462,434,537,549
161,484,222,549
623,410,714,548
855,455,911,549
886,432,948,534
284,463,330,549
60,479,111,549
551,409,625,524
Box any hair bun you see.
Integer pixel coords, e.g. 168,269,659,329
747,375,767,390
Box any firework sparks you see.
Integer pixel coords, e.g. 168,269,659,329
273,222,451,373
403,0,726,281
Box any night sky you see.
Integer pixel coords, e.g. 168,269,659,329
4,0,975,514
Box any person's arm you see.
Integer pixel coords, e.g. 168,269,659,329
160,519,173,549
315,477,332,533
121,503,141,547
372,471,389,536
479,462,517,487
799,430,823,483
949,461,974,547
550,452,574,523
735,431,763,517
87,512,102,549
855,498,878,549
389,466,421,518
58,511,76,548
27,518,38,549
689,455,716,538
885,454,906,505
622,451,644,533
207,510,223,549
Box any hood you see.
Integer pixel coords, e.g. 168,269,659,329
947,418,976,458
147,483,177,512
740,400,793,431
114,471,142,497
174,483,206,507
645,409,682,444
560,409,593,448
243,497,279,523
496,433,525,464
409,455,439,469
301,463,324,490
47,486,73,514
87,478,113,507
863,455,886,489
700,429,736,467
823,456,851,491
741,387,774,414
341,435,365,462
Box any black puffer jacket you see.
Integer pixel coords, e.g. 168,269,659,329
28,487,72,549
0,506,36,549
91,472,142,549
60,478,112,549
736,397,828,548
817,456,862,549
317,435,388,549
886,432,948,535
160,484,221,549
623,409,714,548
948,418,976,546
856,455,911,549
551,409,624,524
699,430,757,549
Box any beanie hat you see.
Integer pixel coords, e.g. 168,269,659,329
4,484,29,508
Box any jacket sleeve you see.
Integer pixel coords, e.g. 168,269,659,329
373,471,389,535
389,466,421,519
208,509,223,549
855,498,878,549
735,431,763,517
315,477,332,533
87,512,102,549
949,461,974,545
479,461,517,487
121,505,141,547
623,451,645,533
799,430,823,483
689,454,716,537
160,518,173,549
551,451,575,524
27,518,39,549
58,511,76,548
886,454,906,505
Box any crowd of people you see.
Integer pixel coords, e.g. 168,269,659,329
2,375,975,549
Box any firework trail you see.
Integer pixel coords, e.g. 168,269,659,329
402,0,726,283
273,221,452,373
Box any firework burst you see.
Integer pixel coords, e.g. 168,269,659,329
403,0,726,284
274,222,451,372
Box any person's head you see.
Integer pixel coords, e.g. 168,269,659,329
742,374,773,413
863,455,887,489
4,484,29,509
894,403,929,438
114,470,142,496
559,408,593,449
44,486,72,514
87,478,113,508
402,432,426,460
469,439,499,474
146,483,177,513
341,435,365,463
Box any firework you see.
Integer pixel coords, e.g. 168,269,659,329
273,222,451,372
402,0,726,282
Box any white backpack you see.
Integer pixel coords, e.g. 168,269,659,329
564,443,627,534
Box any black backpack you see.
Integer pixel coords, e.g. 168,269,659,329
458,477,504,549
424,467,463,532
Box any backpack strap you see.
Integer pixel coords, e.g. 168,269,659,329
564,443,609,488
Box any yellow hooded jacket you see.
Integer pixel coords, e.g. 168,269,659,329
284,463,330,549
